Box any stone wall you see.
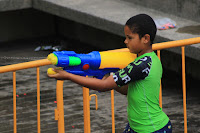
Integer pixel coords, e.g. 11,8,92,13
124,0,200,22
0,9,56,42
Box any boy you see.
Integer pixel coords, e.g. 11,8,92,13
48,14,172,133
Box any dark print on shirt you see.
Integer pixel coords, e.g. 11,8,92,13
113,56,152,87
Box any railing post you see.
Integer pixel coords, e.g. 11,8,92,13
181,47,188,133
36,67,41,133
111,90,115,133
83,86,91,133
89,94,98,110
157,50,163,108
13,72,17,133
56,80,65,133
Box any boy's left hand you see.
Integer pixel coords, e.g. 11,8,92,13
47,68,71,80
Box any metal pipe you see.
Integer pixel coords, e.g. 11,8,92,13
182,47,188,133
89,94,98,110
13,72,17,133
37,67,41,133
0,59,51,73
83,86,91,133
111,90,115,133
157,50,163,108
106,37,200,52
56,80,65,133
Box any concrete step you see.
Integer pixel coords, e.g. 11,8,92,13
0,0,32,11
124,0,200,22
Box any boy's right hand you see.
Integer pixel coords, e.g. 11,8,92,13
47,68,71,80
47,68,63,75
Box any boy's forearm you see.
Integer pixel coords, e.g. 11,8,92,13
67,73,117,92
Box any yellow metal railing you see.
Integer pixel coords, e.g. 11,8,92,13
37,67,41,133
0,37,200,133
55,80,65,133
181,46,187,133
13,72,17,133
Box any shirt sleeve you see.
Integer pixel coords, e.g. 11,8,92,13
112,56,152,87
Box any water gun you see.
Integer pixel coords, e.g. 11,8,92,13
47,51,136,79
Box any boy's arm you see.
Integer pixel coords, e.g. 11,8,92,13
102,74,128,95
48,69,118,92
114,85,128,95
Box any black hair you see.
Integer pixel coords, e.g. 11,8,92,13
125,14,157,45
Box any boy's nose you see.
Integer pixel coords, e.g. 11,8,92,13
124,39,128,44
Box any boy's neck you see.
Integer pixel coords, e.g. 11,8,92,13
138,45,153,57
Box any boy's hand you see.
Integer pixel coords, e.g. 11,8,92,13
102,73,110,80
47,68,70,80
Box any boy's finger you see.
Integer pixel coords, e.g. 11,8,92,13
52,68,58,73
47,72,57,78
47,68,64,75
53,68,64,73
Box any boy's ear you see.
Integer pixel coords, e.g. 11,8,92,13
143,34,150,44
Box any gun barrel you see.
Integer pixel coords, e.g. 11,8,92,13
47,53,58,65
99,52,136,69
48,51,137,69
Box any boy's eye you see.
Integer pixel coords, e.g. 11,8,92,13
128,36,132,39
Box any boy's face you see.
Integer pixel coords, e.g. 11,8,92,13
124,26,150,56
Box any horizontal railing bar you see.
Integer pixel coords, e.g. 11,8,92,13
0,59,51,73
107,37,200,52
0,37,200,74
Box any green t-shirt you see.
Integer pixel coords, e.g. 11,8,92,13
113,52,169,132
